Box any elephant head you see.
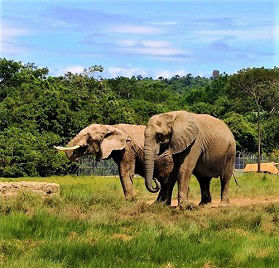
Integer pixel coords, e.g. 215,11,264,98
144,111,199,193
54,124,130,161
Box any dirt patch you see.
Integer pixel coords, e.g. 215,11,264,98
147,197,279,208
0,181,60,197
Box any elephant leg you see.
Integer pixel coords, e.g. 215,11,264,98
156,181,168,203
177,168,193,210
219,164,233,206
156,175,176,206
165,176,177,206
114,149,136,201
118,168,134,200
176,149,201,209
197,177,212,206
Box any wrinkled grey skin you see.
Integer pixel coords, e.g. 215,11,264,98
144,111,236,209
55,124,173,201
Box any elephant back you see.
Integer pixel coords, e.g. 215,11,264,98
114,124,145,149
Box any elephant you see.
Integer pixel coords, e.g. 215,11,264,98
144,111,236,209
54,124,173,200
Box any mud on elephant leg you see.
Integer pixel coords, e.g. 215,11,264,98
197,177,212,206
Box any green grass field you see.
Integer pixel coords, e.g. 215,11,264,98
0,173,279,267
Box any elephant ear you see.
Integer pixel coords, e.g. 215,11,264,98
100,128,130,159
169,113,199,154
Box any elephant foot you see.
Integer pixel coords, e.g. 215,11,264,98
155,198,171,206
179,201,197,210
125,195,137,202
199,201,212,208
218,200,230,207
156,193,172,206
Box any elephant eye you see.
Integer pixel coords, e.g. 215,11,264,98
104,132,113,138
156,133,164,141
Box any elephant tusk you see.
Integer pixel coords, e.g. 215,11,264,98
53,145,81,151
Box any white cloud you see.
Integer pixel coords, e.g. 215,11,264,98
117,39,138,47
124,47,183,57
151,21,178,26
116,39,184,57
196,26,275,42
0,24,30,54
117,39,170,48
107,66,147,78
1,26,29,38
45,18,78,29
110,25,164,34
141,40,170,48
155,69,188,79
274,25,279,41
57,65,85,76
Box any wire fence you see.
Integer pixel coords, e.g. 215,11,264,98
234,152,278,169
75,156,118,176
74,153,278,176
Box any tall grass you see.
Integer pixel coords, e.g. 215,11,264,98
0,173,279,267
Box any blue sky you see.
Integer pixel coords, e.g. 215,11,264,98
1,0,278,78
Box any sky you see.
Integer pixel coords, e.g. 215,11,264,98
1,0,278,78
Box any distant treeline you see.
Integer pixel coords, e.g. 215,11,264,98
0,59,278,177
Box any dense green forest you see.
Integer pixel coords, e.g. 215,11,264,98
0,58,278,177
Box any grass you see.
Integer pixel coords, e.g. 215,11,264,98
0,173,279,267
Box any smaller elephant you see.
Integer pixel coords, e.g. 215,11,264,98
54,124,174,200
144,111,236,209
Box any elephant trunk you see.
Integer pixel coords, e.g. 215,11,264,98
54,136,80,161
144,142,160,193
65,150,74,161
65,139,77,161
54,144,77,161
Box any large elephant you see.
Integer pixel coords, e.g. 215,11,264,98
54,124,173,200
144,111,236,209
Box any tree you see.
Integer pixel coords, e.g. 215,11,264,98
212,70,220,79
1,58,278,177
83,65,104,79
223,112,257,152
227,67,279,171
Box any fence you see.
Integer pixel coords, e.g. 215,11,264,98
234,152,277,169
74,153,277,175
75,156,118,176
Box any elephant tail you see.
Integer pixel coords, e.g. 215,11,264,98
232,173,241,188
